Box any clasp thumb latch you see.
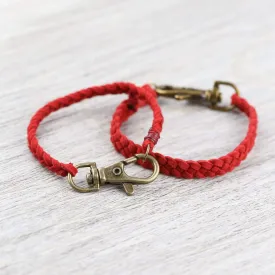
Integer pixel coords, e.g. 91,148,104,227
99,153,159,195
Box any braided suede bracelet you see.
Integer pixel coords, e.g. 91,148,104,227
111,81,258,178
27,83,163,195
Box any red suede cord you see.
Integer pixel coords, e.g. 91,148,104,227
27,83,163,177
111,92,258,178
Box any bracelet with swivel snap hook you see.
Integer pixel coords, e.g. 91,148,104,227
111,81,258,178
27,83,163,195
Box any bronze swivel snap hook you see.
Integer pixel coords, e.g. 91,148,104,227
67,154,160,195
152,81,240,111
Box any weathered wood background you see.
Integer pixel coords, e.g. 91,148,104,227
1,0,274,274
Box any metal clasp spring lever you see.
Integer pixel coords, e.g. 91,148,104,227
153,81,240,111
67,154,160,195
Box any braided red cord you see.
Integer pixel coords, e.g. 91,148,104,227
111,93,258,178
27,83,163,177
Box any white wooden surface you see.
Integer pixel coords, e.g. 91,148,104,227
1,1,275,274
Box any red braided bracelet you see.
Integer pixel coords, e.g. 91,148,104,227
27,83,163,195
111,81,258,178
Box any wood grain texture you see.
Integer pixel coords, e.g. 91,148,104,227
0,0,275,274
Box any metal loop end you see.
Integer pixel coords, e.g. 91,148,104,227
143,144,150,163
